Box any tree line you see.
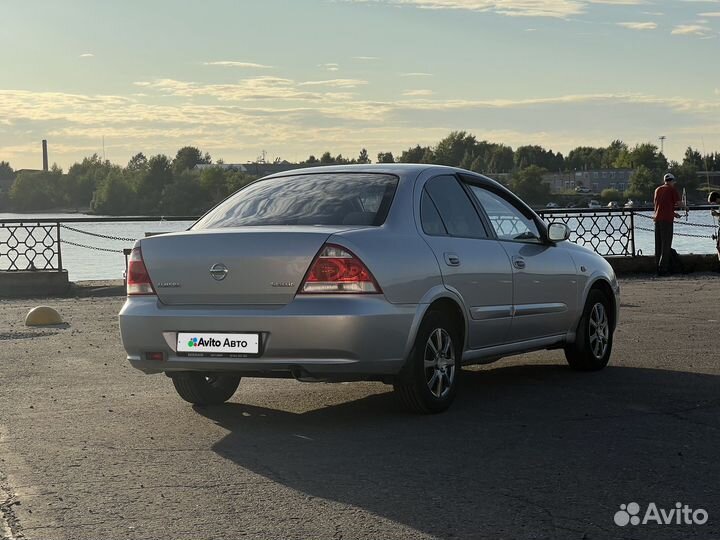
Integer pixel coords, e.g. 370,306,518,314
1,133,718,214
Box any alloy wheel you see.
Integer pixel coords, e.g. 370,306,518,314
588,302,609,359
423,328,456,399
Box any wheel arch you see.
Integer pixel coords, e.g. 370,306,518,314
585,277,618,330
404,287,469,363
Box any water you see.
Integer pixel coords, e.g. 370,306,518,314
0,213,192,281
1,211,717,281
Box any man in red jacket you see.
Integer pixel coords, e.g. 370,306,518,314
654,173,681,275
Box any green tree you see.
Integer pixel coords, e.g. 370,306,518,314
682,147,704,170
486,144,514,173
173,146,211,173
669,162,699,194
200,166,228,204
319,151,334,164
398,145,433,163
91,170,137,215
376,152,395,163
566,146,605,170
225,171,255,194
127,152,148,172
304,155,319,165
514,145,563,171
0,161,13,181
602,140,628,168
136,154,173,213
357,148,371,164
160,170,208,215
627,165,656,200
434,131,477,166
9,170,63,211
509,165,550,205
64,154,116,209
600,188,621,203
626,143,667,172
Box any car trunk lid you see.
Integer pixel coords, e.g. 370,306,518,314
140,227,346,305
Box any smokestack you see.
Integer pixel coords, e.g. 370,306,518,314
42,140,48,171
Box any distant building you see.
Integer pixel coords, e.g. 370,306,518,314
543,169,634,194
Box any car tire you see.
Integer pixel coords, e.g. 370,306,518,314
564,289,613,371
394,310,461,414
170,372,241,405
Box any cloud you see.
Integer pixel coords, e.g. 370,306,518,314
699,11,720,16
352,56,379,60
79,53,94,58
2,82,718,170
349,0,646,18
203,61,273,69
297,79,368,88
399,72,433,77
402,89,434,96
319,63,340,72
617,21,657,30
671,24,712,35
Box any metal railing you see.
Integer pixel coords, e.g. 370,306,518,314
0,208,718,273
537,205,719,257
0,216,197,272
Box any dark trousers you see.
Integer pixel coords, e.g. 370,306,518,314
654,221,674,273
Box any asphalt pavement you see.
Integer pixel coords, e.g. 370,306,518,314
0,276,718,540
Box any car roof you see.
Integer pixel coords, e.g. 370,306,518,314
262,163,505,188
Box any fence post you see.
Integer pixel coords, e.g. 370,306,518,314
56,222,63,272
629,211,636,257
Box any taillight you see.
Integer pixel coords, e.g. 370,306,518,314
127,247,155,296
299,244,380,294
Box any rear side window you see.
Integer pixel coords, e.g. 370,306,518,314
420,191,447,235
424,176,487,239
193,173,398,229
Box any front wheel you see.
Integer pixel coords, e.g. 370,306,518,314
170,372,241,405
394,310,461,414
564,290,614,371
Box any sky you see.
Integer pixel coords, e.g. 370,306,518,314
1,0,719,170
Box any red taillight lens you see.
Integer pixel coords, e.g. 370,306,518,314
300,244,380,294
127,247,155,296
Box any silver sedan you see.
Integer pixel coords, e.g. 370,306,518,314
119,164,619,413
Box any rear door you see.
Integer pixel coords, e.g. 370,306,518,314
465,183,578,342
419,175,514,349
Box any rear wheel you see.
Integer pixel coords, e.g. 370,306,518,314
170,372,241,405
564,290,613,371
394,310,461,414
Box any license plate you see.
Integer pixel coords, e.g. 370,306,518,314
176,332,261,357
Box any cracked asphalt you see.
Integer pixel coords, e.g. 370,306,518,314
0,276,719,540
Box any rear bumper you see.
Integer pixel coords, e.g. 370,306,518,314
119,296,419,378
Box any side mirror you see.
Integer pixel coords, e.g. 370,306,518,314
548,222,571,242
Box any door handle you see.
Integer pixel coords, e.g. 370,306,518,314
512,257,526,270
444,252,461,266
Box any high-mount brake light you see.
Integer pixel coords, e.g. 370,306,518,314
299,244,380,294
127,247,156,296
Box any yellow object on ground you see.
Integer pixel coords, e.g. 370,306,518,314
25,306,63,326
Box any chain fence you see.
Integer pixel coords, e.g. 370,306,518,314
1,210,719,273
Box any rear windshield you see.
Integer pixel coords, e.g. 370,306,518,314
193,173,398,229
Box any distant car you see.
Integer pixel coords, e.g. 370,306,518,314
575,186,592,194
588,200,602,209
606,201,619,209
119,165,619,414
546,202,559,208
624,200,635,208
